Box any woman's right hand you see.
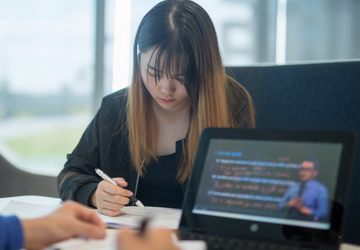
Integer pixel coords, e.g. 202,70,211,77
117,229,180,250
92,178,133,216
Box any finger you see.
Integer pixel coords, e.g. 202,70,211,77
57,201,90,216
148,229,174,242
98,207,122,217
103,194,130,206
100,199,126,211
148,229,180,250
70,219,106,239
118,229,137,242
98,180,121,194
72,204,106,229
56,200,79,214
98,189,130,205
118,229,132,238
118,182,128,187
118,230,140,249
113,178,128,187
100,181,133,197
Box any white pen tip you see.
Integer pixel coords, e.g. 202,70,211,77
136,201,145,209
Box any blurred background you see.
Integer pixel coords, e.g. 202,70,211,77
0,0,359,176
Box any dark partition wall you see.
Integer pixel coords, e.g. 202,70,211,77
0,154,58,198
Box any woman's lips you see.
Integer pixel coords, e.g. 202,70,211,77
159,98,175,103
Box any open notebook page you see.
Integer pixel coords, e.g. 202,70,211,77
98,206,182,229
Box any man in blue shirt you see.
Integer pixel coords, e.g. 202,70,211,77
278,157,329,220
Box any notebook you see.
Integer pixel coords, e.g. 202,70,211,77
179,128,357,249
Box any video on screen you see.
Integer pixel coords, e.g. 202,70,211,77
193,139,342,229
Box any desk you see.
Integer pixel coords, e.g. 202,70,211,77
0,195,61,207
0,195,62,219
0,195,205,250
2,196,357,250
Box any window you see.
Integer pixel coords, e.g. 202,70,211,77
0,0,114,176
1,0,359,176
286,0,360,62
114,0,277,90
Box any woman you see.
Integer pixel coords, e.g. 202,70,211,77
57,0,255,216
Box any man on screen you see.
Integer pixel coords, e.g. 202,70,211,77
278,157,329,220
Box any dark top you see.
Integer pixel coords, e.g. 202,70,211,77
137,152,183,208
57,85,253,208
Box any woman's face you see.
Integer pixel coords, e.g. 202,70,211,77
140,48,189,113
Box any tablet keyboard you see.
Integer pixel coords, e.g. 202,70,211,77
180,231,308,250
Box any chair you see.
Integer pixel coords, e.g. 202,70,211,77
0,153,58,198
227,60,360,245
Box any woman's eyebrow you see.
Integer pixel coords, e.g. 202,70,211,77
147,64,162,72
147,64,185,76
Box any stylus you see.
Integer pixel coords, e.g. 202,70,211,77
95,168,145,208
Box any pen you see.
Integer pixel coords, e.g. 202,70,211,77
95,168,145,208
139,217,150,237
106,222,138,229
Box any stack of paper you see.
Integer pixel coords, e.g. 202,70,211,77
0,200,60,219
98,206,182,229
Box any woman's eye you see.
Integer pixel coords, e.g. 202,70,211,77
175,77,185,83
147,69,162,78
147,69,155,76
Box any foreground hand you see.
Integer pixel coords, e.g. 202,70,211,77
93,178,133,216
21,201,106,250
117,229,180,250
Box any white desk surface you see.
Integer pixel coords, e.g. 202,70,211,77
0,196,358,250
0,195,61,205
0,195,62,220
0,195,61,212
0,195,206,250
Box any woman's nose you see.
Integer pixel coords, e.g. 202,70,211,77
159,77,176,95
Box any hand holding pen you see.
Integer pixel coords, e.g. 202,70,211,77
92,168,144,217
118,218,180,250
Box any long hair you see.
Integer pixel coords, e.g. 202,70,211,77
127,0,255,182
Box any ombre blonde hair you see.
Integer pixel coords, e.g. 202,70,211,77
126,0,255,183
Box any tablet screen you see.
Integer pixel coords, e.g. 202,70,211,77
192,139,342,230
